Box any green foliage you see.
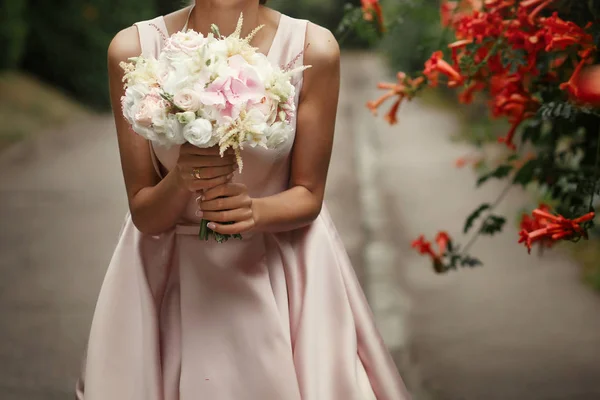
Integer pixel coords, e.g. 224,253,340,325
476,165,513,186
336,4,383,48
512,159,539,187
464,203,491,233
347,0,600,272
443,240,482,272
21,1,156,109
276,0,373,48
2,0,348,109
157,0,189,16
379,0,452,75
480,215,506,236
0,0,29,69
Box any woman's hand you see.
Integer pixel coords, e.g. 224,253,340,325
197,183,258,235
175,144,237,192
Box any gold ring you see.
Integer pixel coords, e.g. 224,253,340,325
192,168,202,180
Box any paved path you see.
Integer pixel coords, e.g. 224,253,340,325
2,53,600,400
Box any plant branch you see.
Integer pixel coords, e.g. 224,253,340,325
462,180,514,255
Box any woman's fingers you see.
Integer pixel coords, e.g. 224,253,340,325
207,219,255,235
201,183,247,201
180,155,236,168
189,165,235,180
180,143,235,156
198,194,251,211
187,173,233,192
201,207,253,223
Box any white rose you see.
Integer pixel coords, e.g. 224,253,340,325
176,111,197,124
129,92,168,141
121,83,149,123
131,120,158,142
173,88,202,112
265,121,293,149
245,108,269,134
164,115,186,145
164,31,207,54
197,105,220,123
183,118,217,148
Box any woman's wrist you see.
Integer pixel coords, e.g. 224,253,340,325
247,188,321,234
166,167,194,199
250,197,265,233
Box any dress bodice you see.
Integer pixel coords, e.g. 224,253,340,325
134,14,308,223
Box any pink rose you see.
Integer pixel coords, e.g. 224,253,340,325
134,93,166,128
252,96,278,124
173,89,202,112
164,31,206,54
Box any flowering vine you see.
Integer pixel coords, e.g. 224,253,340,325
348,0,600,272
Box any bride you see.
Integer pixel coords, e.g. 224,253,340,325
76,0,411,399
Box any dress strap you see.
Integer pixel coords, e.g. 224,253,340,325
133,17,169,178
182,6,194,32
134,16,168,58
276,15,309,88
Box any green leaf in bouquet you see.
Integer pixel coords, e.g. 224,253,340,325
214,232,229,243
211,24,222,38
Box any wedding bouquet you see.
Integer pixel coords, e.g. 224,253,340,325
119,14,308,242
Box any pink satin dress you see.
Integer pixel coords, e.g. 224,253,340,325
76,13,411,400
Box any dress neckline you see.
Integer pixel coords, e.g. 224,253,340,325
159,8,285,61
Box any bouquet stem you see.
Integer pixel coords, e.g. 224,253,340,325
198,218,243,243
199,219,210,241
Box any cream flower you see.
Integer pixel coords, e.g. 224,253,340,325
176,111,197,124
173,88,202,112
183,118,217,147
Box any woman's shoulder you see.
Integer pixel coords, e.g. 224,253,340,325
108,7,191,65
272,11,339,67
108,25,142,68
303,20,340,70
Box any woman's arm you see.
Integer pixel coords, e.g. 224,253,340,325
199,23,341,234
108,28,235,235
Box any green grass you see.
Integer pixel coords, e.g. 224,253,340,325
0,71,88,150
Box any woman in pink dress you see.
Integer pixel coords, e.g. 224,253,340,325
76,1,411,399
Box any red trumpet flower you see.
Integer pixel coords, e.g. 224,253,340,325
519,204,553,252
366,72,425,125
571,65,600,105
560,49,596,99
361,0,385,32
424,51,466,88
519,0,553,26
542,13,594,53
518,208,595,254
492,90,539,150
483,0,515,11
441,0,483,27
412,231,452,273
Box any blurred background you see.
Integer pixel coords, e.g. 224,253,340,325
1,0,600,399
